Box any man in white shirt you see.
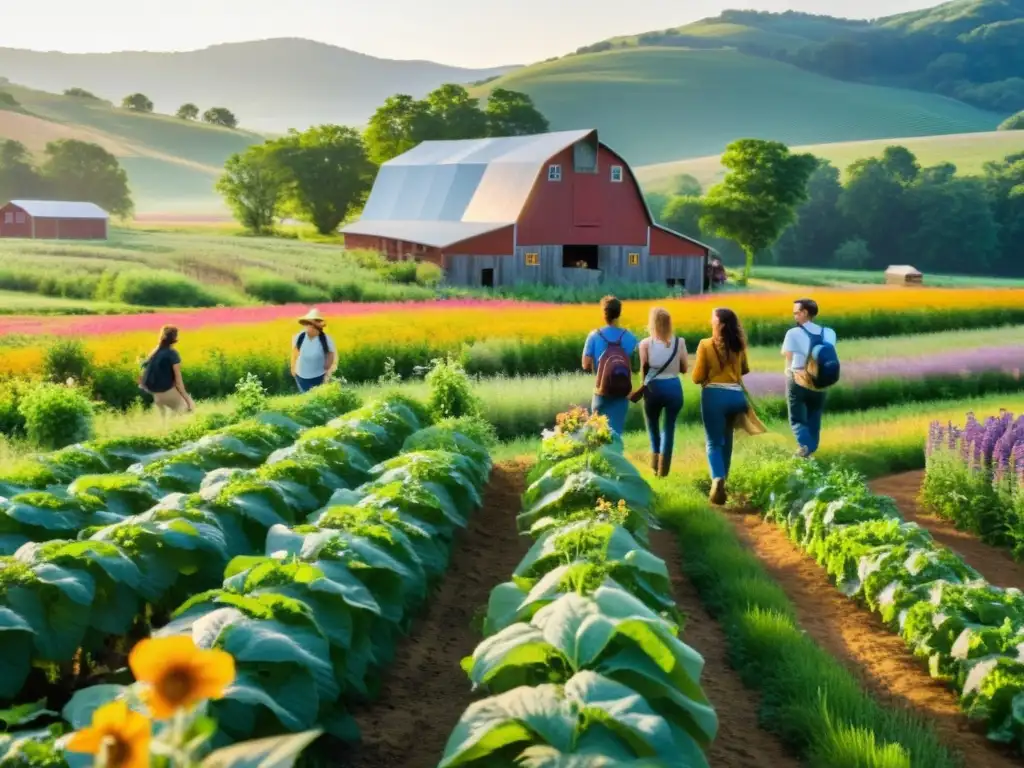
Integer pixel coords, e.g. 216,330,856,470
781,298,836,458
291,308,337,393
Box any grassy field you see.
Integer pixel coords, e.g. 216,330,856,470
636,130,1024,192
0,83,259,214
472,47,1003,166
751,265,1024,289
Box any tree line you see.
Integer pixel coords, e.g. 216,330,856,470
653,145,1024,277
218,84,549,235
120,92,238,128
0,139,133,217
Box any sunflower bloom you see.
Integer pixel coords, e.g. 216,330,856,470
66,701,151,768
129,636,236,719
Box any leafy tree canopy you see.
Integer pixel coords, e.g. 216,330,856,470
121,93,153,113
203,107,238,129
176,103,199,121
216,145,288,235
41,139,133,217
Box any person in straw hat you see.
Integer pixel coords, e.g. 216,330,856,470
291,308,337,393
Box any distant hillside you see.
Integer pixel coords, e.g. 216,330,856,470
472,47,1002,166
577,1,1024,114
0,82,259,213
0,38,518,133
635,130,1024,192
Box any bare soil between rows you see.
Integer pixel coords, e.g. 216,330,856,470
725,509,1020,768
340,461,531,768
648,530,801,768
870,471,1024,590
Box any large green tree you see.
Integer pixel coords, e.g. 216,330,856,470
363,84,549,165
121,93,153,113
203,107,238,129
906,172,999,271
363,94,439,166
700,139,817,280
774,160,847,267
838,154,915,266
984,152,1024,273
485,88,549,137
274,125,375,235
216,145,289,235
41,139,133,217
0,140,48,201
176,103,199,120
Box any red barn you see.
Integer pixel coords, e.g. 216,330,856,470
342,129,710,292
0,200,109,240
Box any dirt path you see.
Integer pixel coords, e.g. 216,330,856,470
341,461,532,768
726,510,1019,768
648,530,802,768
870,471,1024,590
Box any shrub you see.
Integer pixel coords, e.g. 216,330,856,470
18,383,94,449
999,111,1024,131
425,356,479,420
0,92,19,109
0,380,30,437
415,262,444,287
100,270,230,308
383,261,418,284
234,372,268,418
42,338,94,385
242,272,330,304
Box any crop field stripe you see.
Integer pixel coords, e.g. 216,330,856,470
871,472,1024,592
342,461,532,768
726,506,1016,767
655,483,964,767
644,526,801,766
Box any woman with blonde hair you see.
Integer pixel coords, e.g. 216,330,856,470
637,307,687,477
691,308,750,505
139,325,194,417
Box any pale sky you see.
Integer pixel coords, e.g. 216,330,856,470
2,0,938,68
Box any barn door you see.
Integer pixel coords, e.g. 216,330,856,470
573,174,603,227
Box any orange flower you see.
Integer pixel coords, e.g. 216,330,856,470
128,636,236,719
66,701,151,768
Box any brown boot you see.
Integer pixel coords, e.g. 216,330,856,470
658,453,672,478
650,453,660,473
709,478,727,505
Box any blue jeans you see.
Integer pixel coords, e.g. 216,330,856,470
592,394,629,437
643,378,683,457
295,374,325,393
787,375,827,455
700,386,749,480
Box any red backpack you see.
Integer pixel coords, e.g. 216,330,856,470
594,330,633,398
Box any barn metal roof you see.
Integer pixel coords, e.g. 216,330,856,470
8,200,109,219
342,130,595,242
342,220,511,249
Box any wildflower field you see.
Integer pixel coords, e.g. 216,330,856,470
4,286,1024,401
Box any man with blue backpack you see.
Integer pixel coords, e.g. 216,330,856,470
782,298,840,458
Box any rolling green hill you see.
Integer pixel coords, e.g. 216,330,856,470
0,82,260,214
635,130,1024,192
472,47,1003,166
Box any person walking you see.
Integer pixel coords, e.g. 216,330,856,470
637,307,687,477
291,308,337,393
782,298,837,458
582,296,638,437
139,325,194,419
692,308,751,505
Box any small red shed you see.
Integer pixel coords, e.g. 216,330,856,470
0,200,110,240
341,129,711,293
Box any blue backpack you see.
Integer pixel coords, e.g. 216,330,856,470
801,326,840,389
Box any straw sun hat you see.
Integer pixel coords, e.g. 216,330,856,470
298,308,326,326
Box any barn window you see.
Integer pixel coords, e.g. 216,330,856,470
525,252,540,266
628,252,639,266
547,164,562,182
2,212,11,224
14,213,25,224
611,166,624,183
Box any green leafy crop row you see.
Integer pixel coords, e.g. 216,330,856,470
0,394,493,765
730,447,1024,752
438,411,719,767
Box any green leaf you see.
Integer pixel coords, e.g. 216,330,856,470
62,684,127,730
201,729,322,768
0,699,57,729
0,607,35,699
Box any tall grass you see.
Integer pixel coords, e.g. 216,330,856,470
658,484,961,767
